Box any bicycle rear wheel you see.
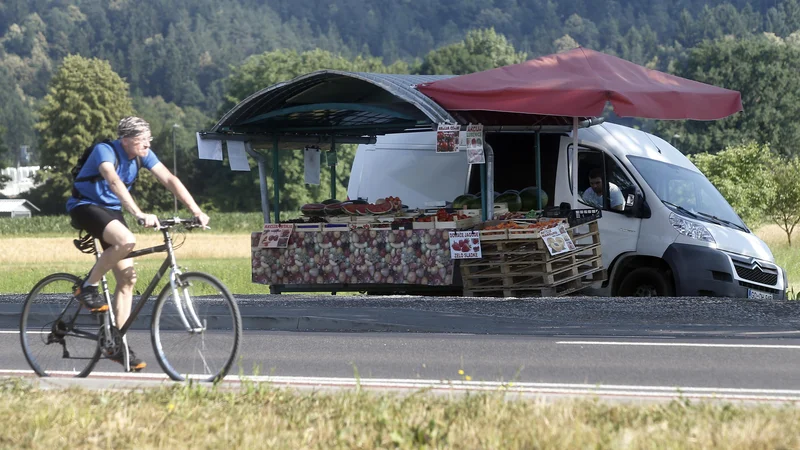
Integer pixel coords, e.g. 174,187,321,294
151,272,242,382
20,273,101,377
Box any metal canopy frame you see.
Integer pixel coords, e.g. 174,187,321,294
202,71,460,223
200,70,604,224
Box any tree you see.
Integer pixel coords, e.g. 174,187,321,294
416,28,527,75
554,34,580,52
765,156,800,245
0,130,9,191
129,95,215,212
0,64,34,166
654,36,800,156
689,141,777,228
28,54,132,214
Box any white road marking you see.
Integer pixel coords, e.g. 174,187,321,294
557,341,800,349
1,370,799,402
0,330,47,334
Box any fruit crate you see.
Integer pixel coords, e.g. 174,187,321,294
322,223,349,232
369,222,393,230
412,220,436,230
542,207,602,227
326,216,351,224
294,223,322,232
435,216,480,229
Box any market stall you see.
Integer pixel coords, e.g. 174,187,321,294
202,48,744,298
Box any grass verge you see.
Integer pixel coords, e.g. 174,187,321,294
0,379,798,449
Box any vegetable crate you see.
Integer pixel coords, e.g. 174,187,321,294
460,220,606,298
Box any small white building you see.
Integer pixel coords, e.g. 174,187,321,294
0,199,41,218
1,166,41,197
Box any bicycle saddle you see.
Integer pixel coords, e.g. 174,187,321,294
70,219,96,254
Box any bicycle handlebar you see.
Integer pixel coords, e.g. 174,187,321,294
137,216,207,230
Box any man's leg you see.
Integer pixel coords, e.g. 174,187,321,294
111,257,136,327
84,219,136,286
107,232,147,371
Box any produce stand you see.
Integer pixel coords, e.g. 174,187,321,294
250,199,606,297
460,210,605,297
251,202,480,295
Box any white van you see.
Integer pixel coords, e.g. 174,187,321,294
347,122,787,299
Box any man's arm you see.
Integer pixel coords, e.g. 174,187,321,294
609,184,625,211
98,162,160,227
149,162,210,227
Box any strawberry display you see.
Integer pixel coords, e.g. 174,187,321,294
451,239,473,253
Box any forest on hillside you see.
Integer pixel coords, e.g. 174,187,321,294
2,0,800,159
2,0,800,218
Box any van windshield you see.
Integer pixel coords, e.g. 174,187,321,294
627,156,748,232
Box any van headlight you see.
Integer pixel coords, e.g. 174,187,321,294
670,212,715,243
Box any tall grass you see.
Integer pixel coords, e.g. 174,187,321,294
0,379,797,449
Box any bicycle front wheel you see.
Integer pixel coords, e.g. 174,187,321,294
151,272,242,382
20,273,101,377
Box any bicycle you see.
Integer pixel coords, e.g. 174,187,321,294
19,217,242,382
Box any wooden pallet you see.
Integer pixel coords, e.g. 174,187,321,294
461,221,605,298
463,268,606,298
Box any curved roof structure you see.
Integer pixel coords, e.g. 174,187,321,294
207,71,458,142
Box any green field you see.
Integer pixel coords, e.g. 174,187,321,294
2,214,799,297
0,379,797,449
0,258,265,296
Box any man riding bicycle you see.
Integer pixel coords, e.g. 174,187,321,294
67,116,210,370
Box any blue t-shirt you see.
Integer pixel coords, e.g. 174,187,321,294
66,140,160,211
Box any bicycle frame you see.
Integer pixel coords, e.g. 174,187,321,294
95,225,205,336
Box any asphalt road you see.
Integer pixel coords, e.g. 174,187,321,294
2,294,799,402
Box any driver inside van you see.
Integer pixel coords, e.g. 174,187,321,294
582,168,624,211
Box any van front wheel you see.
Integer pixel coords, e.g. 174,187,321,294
617,267,674,297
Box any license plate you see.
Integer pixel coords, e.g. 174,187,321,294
747,289,773,300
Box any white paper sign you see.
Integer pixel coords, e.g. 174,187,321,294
197,133,223,160
304,147,321,185
436,123,461,153
466,124,485,164
449,231,482,259
227,141,251,171
539,225,576,256
258,224,294,249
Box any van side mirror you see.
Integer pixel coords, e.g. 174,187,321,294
625,192,651,218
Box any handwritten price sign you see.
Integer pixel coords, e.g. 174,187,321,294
449,231,482,259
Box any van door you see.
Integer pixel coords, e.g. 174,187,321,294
565,141,642,270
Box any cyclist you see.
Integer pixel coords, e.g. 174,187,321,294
67,116,210,370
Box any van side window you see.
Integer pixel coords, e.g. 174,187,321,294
577,150,634,213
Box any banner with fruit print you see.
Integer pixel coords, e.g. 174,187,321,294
436,123,461,153
448,231,482,259
252,228,456,286
258,224,294,249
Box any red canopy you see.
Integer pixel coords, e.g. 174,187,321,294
415,47,743,121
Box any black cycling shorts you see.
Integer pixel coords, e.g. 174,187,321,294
69,204,129,250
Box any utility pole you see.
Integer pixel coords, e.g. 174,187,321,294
172,124,181,213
